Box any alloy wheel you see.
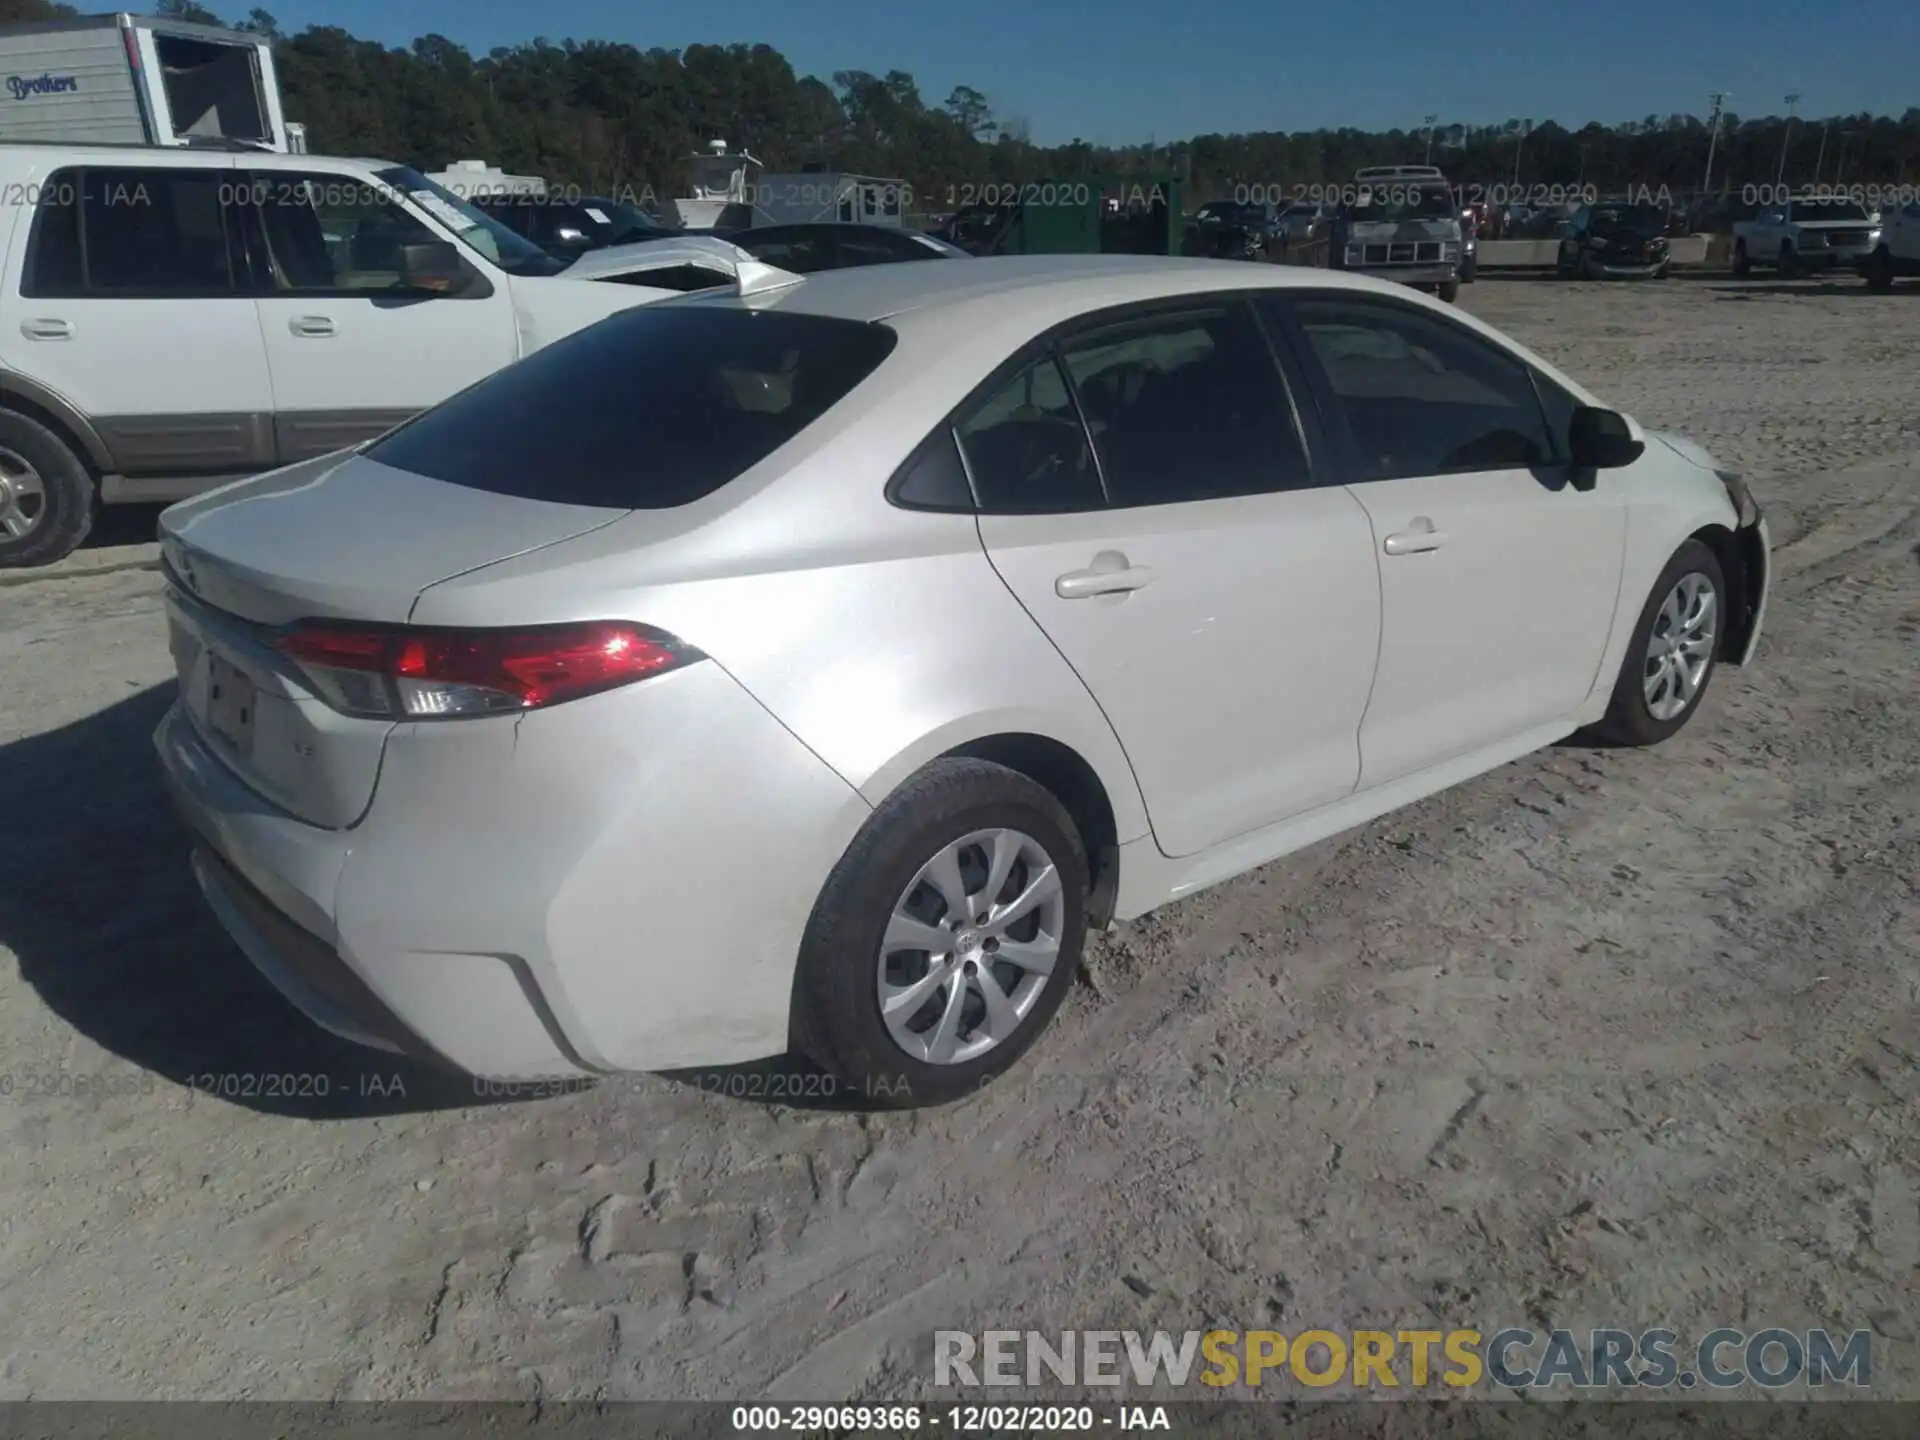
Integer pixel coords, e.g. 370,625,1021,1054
876,828,1066,1065
0,447,46,541
1643,572,1717,721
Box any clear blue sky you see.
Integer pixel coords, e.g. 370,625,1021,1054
263,0,1917,147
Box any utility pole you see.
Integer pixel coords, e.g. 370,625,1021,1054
1423,114,1438,164
1777,94,1798,186
1813,121,1830,183
1702,92,1728,197
1512,118,1531,189
1836,130,1852,184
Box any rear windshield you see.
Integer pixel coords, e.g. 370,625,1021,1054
366,305,897,509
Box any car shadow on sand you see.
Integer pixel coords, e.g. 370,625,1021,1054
0,684,505,1119
0,683,896,1119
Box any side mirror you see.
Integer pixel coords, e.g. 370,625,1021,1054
1568,405,1644,472
398,240,467,295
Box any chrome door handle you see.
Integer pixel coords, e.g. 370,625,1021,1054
289,315,336,337
1383,518,1448,555
1055,563,1156,599
20,318,72,340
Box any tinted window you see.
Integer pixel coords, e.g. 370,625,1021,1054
1531,371,1579,464
736,229,835,273
891,427,974,511
1287,297,1553,479
1060,304,1310,506
27,168,235,295
957,354,1101,513
836,229,941,267
368,306,897,509
255,174,447,291
23,184,82,295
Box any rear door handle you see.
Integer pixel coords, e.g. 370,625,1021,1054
20,318,72,340
1383,518,1448,555
288,315,336,337
1056,563,1156,599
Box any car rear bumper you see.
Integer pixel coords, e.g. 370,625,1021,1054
155,661,872,1079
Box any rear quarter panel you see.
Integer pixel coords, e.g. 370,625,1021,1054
405,336,1154,844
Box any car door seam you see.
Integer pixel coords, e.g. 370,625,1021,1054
971,510,1156,851
1339,482,1390,797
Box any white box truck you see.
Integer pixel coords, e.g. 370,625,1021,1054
0,11,300,152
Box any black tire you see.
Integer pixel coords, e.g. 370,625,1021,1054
1777,242,1798,279
1577,250,1599,280
1588,539,1727,747
1865,246,1895,292
791,758,1089,1109
1650,261,1671,280
1436,279,1460,303
1732,241,1751,278
0,407,95,569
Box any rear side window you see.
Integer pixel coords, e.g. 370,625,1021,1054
1059,304,1311,506
367,305,897,509
24,167,237,297
956,354,1102,513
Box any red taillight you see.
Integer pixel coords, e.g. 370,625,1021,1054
276,621,701,719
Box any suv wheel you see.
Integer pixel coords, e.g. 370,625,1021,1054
0,409,95,569
1731,241,1751,277
1865,246,1895,292
791,758,1089,1108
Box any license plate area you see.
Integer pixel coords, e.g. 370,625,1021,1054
206,652,257,756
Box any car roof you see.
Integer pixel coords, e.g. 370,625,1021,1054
702,253,1402,325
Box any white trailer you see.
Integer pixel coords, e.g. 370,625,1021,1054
0,11,296,152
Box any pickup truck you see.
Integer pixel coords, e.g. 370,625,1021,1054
1732,198,1881,278
1863,201,1920,290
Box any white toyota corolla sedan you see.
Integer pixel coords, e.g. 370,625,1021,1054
155,249,1771,1107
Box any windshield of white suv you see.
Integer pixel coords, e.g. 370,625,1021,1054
374,166,570,277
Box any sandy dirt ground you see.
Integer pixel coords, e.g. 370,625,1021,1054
0,276,1915,1405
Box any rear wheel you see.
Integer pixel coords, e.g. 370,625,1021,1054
791,758,1089,1108
1732,241,1751,278
1588,539,1726,747
1865,246,1895,291
0,408,95,569
1578,249,1599,280
1437,279,1460,303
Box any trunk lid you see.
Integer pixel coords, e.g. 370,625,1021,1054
158,450,628,828
159,450,624,626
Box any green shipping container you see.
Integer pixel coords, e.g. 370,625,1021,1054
954,175,1183,257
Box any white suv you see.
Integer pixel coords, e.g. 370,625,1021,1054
0,145,732,566
1864,201,1920,290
